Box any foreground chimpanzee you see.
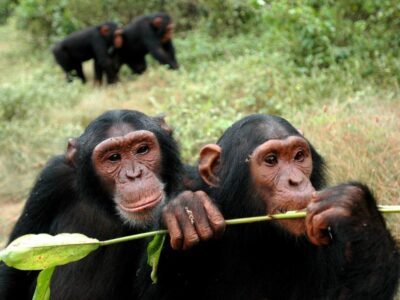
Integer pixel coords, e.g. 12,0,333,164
138,114,400,300
0,110,224,299
116,12,179,74
52,22,123,84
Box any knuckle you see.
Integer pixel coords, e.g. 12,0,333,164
213,217,226,230
195,190,207,198
307,202,318,212
186,233,200,244
313,215,324,227
173,233,184,241
198,226,213,240
181,190,194,199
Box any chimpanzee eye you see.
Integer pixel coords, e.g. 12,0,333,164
108,153,121,162
264,154,278,166
294,150,305,162
137,144,150,155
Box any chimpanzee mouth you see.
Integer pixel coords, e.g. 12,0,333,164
119,193,164,213
275,207,307,214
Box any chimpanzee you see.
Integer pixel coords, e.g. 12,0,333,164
138,114,400,300
52,22,123,84
0,110,224,300
116,12,179,74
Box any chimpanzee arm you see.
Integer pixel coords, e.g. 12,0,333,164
161,41,179,69
7,156,76,240
307,182,400,299
337,184,399,299
0,156,77,298
142,31,178,69
91,34,118,84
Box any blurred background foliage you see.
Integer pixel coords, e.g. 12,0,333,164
0,0,399,243
0,0,399,74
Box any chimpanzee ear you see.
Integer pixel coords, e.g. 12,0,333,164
66,138,78,167
152,17,163,28
99,25,110,36
153,114,173,135
199,144,221,187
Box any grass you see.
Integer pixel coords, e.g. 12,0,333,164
0,19,399,245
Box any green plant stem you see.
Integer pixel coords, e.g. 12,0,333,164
100,230,168,246
100,205,400,246
225,211,307,225
377,205,400,213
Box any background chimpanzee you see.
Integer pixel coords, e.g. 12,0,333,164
52,22,122,84
138,114,400,300
116,12,179,74
0,109,224,299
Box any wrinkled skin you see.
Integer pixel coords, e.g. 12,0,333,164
249,136,315,236
137,114,399,300
93,130,164,226
306,183,380,247
162,190,225,250
91,128,224,247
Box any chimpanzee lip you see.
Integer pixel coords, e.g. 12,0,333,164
273,204,307,214
120,193,163,213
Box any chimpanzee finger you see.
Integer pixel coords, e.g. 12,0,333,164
307,207,350,246
175,204,201,250
308,188,336,207
195,191,226,238
307,209,332,246
172,192,214,245
307,188,345,217
162,210,184,250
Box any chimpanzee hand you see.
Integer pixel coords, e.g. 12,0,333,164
305,182,382,246
162,190,226,250
169,61,179,70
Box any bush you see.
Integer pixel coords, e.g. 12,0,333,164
10,0,400,83
11,0,265,44
259,0,400,73
0,0,15,24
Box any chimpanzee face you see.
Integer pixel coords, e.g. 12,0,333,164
113,29,124,49
161,23,174,43
249,136,315,236
92,126,165,228
198,114,323,237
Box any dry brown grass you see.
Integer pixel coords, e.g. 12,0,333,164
293,98,400,237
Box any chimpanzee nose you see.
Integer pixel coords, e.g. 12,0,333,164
126,166,142,179
288,169,304,187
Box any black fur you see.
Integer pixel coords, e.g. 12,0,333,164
138,114,399,300
52,22,120,84
0,110,184,300
117,12,179,74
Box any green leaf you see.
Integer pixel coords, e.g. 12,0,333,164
147,233,166,284
33,267,55,300
0,233,100,270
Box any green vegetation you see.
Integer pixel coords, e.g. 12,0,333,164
0,0,399,245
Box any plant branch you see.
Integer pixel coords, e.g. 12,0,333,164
100,205,400,246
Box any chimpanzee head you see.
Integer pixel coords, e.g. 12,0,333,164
150,12,174,43
67,110,183,229
98,22,124,49
197,114,326,236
